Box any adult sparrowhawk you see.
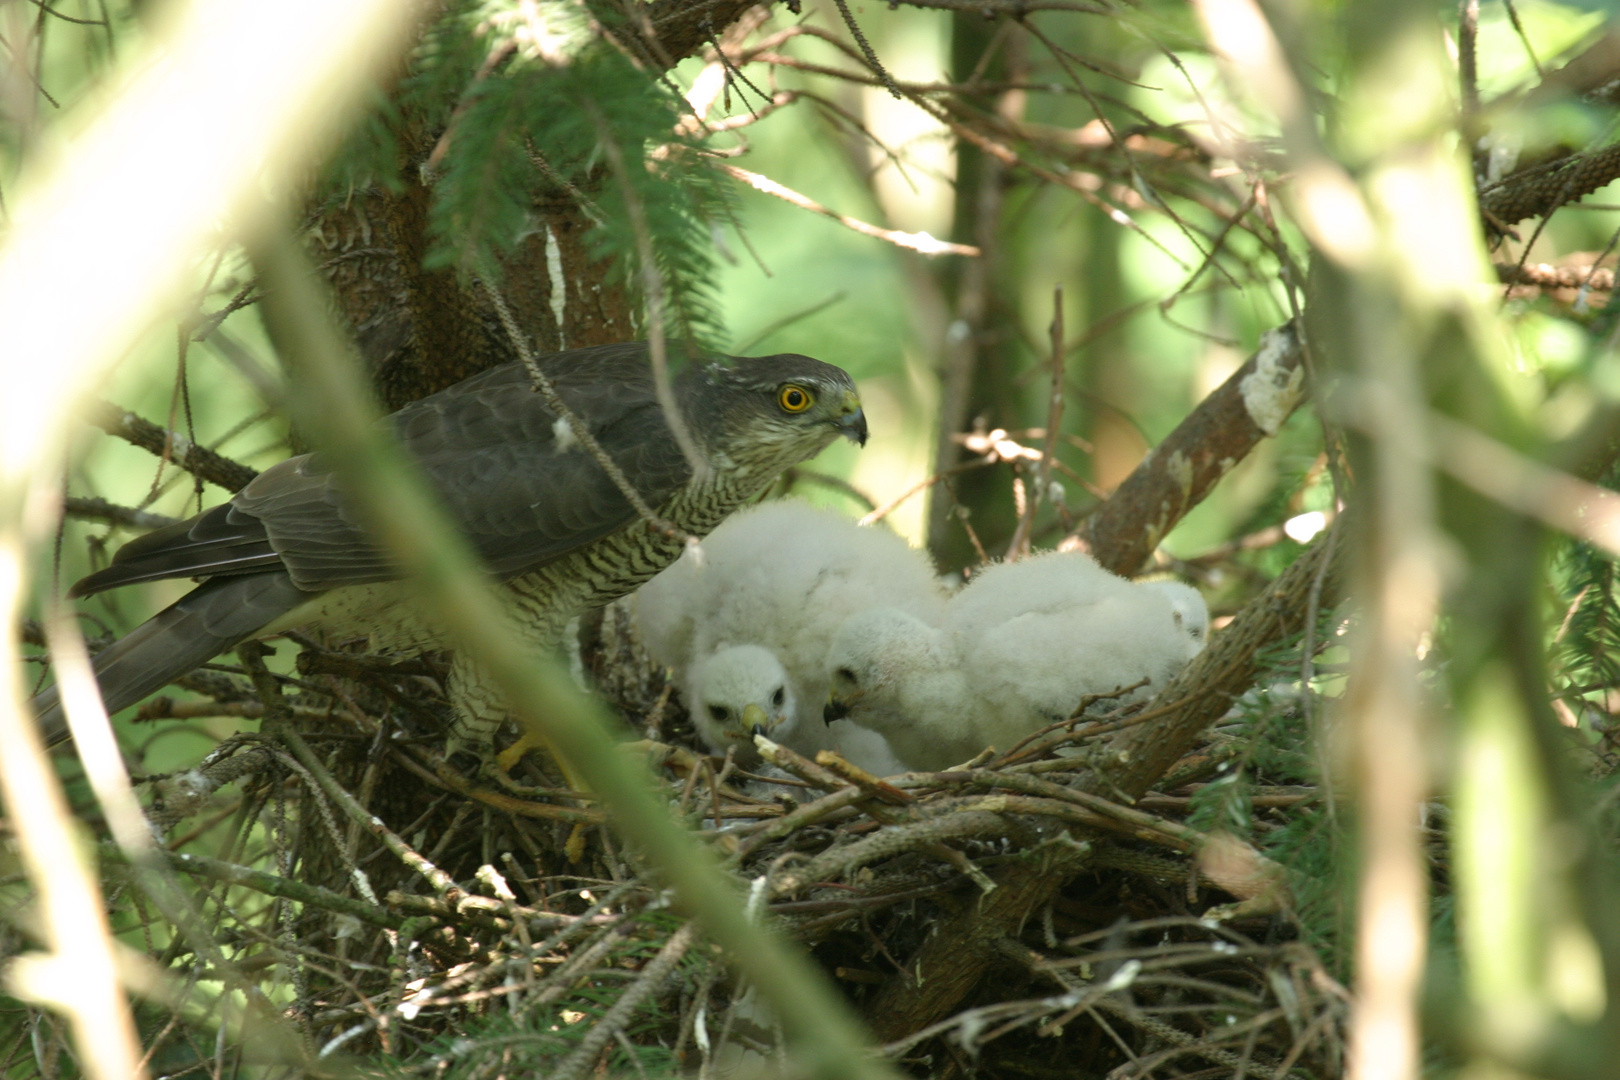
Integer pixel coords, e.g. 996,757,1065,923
33,342,868,761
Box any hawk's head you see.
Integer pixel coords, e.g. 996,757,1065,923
693,353,867,474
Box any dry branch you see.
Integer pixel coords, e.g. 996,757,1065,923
61,496,180,531
1496,261,1615,291
139,848,399,929
89,399,260,493
721,163,980,257
551,922,698,1080
1073,321,1305,576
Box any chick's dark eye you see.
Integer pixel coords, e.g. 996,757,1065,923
708,705,728,722
835,667,856,683
777,384,813,413
771,687,785,707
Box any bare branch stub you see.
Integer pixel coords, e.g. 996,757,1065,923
1072,321,1305,577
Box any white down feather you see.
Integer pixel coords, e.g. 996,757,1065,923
825,549,1208,771
634,500,944,774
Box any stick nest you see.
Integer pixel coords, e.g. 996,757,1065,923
6,566,1355,1079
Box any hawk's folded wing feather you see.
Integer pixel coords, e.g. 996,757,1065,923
71,345,694,598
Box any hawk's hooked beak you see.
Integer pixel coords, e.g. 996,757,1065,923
833,390,868,447
742,702,778,737
824,687,857,724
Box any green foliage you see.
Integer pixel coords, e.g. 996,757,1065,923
398,999,683,1080
323,0,730,349
1550,539,1620,698
1549,455,1620,728
1187,615,1355,971
1268,803,1354,968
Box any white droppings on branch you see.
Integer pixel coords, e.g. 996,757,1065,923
1238,326,1304,436
350,868,380,906
551,415,580,453
1165,449,1194,495
545,225,567,349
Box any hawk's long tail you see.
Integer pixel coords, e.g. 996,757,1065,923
32,572,314,747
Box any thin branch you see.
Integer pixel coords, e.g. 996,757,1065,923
551,922,699,1080
894,0,1109,14
110,847,399,929
913,94,1193,271
778,467,878,511
259,688,462,900
61,496,179,531
720,163,980,256
733,289,847,353
857,459,997,527
1502,0,1544,79
1459,0,1483,182
24,0,107,27
829,0,900,99
88,399,259,493
1007,287,1064,558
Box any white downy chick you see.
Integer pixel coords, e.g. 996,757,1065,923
634,500,943,772
690,643,908,777
825,550,1209,771
1141,579,1209,656
688,645,794,752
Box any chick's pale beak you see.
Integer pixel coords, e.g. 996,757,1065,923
834,390,868,447
824,690,852,725
742,703,775,737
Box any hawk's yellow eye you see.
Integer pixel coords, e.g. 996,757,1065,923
778,384,814,413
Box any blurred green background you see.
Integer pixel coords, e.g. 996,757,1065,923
13,0,1620,1073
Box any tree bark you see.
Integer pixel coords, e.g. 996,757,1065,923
309,1,764,408
925,17,1025,570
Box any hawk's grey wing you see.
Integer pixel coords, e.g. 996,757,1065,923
71,343,694,598
47,343,694,744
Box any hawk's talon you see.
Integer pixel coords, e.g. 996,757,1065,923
495,731,544,774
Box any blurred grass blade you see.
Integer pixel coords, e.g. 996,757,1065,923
0,0,425,1074
0,542,144,1079
0,0,422,496
251,228,899,1080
